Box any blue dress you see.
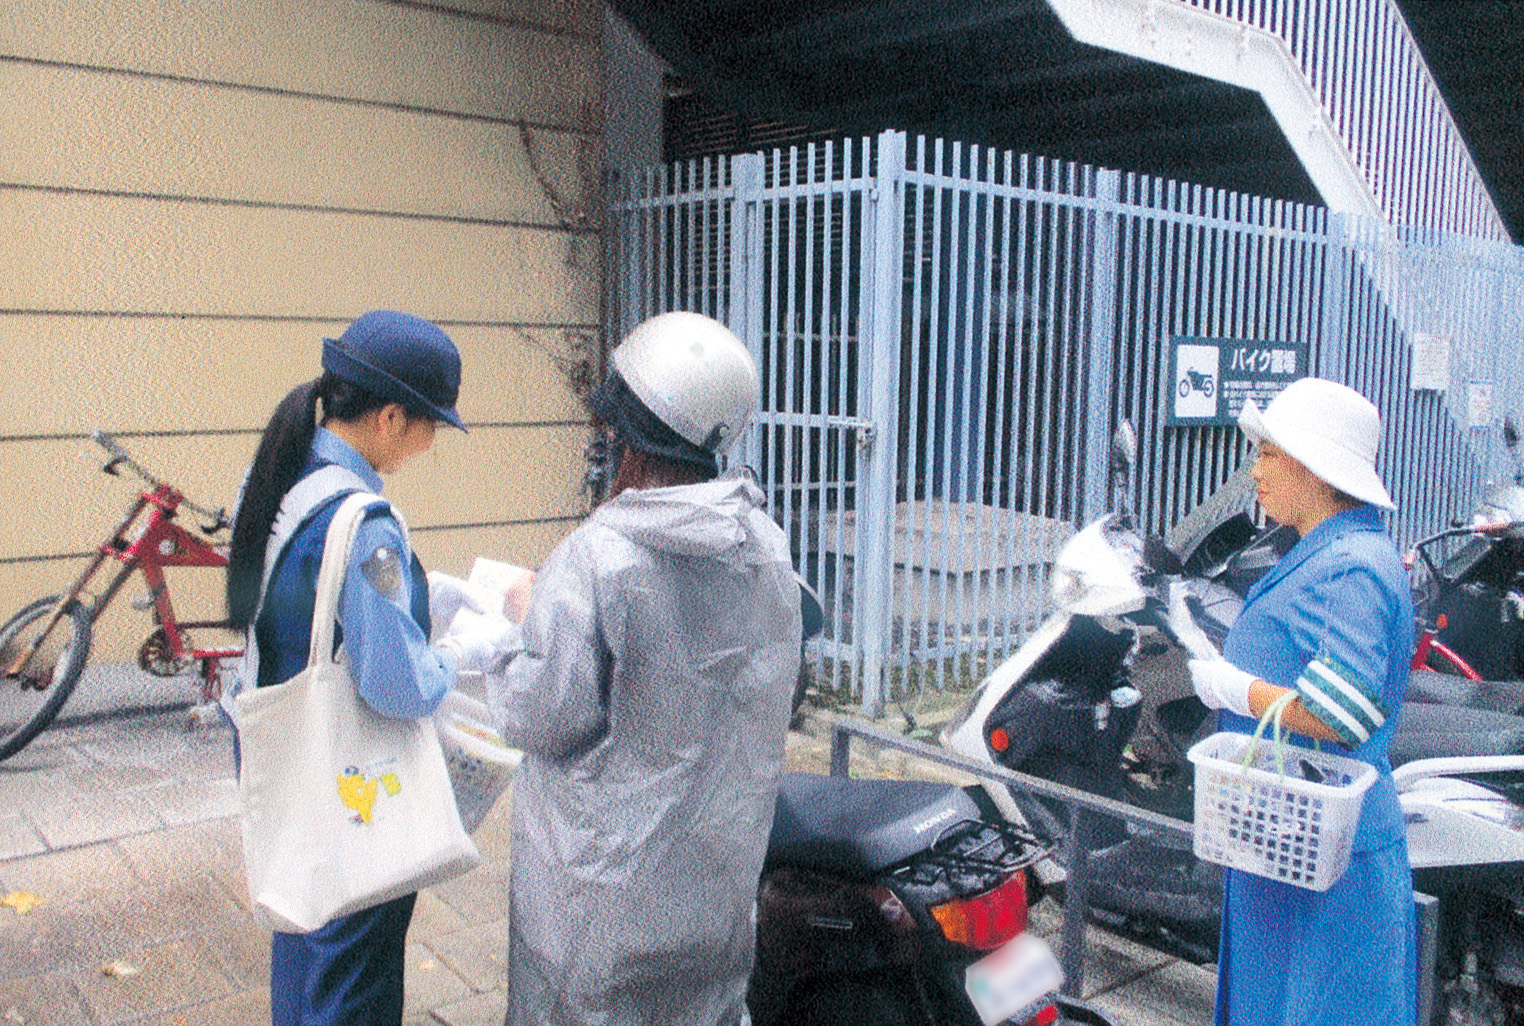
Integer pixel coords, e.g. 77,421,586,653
1215,505,1417,1026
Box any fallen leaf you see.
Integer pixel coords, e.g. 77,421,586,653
101,960,139,978
419,959,436,971
0,892,42,915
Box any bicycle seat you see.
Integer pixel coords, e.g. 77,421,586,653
765,772,981,878
1389,701,1524,766
1407,669,1524,717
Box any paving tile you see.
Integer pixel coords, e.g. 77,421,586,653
115,819,244,886
0,812,47,860
430,988,508,1026
426,920,507,993
61,763,171,797
0,900,139,983
0,737,91,781
1074,927,1174,1000
89,876,250,951
0,970,92,1025
129,986,270,1026
71,715,230,778
24,791,163,849
0,841,142,902
407,888,472,945
1089,959,1218,1026
403,940,474,1015
70,937,240,1024
135,777,239,828
426,863,509,927
198,915,272,991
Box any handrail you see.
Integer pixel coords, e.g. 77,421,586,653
1174,0,1508,243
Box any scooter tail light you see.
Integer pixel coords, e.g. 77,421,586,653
928,870,1028,951
1023,1002,1059,1026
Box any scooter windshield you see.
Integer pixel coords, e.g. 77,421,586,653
1048,515,1148,618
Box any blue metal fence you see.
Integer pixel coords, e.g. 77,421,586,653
606,129,1524,714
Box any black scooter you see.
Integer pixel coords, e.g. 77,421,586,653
749,771,1117,1026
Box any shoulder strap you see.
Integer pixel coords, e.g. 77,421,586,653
236,464,372,701
307,492,392,670
258,464,374,609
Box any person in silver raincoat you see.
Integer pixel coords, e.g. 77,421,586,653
462,313,803,1025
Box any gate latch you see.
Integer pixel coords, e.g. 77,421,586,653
827,416,877,453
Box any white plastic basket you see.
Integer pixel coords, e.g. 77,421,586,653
436,690,522,834
1187,729,1377,892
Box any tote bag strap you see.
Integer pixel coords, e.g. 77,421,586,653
306,492,400,671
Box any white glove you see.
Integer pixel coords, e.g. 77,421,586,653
427,572,482,636
1188,658,1256,718
437,608,521,674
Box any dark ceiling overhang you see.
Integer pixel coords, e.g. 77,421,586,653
610,0,1523,241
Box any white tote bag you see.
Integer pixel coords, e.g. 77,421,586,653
236,492,481,934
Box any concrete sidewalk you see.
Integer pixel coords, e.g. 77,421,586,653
0,705,1214,1025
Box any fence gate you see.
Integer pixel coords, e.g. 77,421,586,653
608,130,1524,716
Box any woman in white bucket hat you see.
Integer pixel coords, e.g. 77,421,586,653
1189,377,1415,1025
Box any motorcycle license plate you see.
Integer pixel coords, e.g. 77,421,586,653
964,933,1065,1026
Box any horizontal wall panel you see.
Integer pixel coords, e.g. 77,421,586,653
1,0,598,129
0,316,590,437
0,63,596,228
436,0,600,36
0,191,599,324
0,424,588,562
412,519,578,583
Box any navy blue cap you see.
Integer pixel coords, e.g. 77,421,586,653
322,311,465,431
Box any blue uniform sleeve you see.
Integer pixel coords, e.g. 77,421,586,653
1285,550,1406,715
338,511,457,719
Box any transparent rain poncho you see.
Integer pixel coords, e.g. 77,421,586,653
486,473,803,1026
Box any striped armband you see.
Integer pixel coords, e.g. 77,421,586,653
1294,653,1390,748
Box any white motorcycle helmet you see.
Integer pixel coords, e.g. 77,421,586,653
610,312,759,456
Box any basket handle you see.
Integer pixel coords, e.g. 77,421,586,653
1238,690,1300,777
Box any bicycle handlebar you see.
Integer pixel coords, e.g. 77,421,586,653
92,430,230,533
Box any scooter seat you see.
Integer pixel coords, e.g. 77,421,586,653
1407,669,1524,717
766,772,982,878
1389,701,1524,766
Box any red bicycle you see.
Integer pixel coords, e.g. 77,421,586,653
0,431,241,761
1404,521,1518,680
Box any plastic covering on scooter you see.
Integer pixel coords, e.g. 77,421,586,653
767,773,982,878
1388,702,1524,766
1407,669,1524,717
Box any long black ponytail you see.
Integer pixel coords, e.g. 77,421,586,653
226,379,324,628
226,372,428,628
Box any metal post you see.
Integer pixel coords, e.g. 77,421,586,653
1317,212,1351,381
854,130,906,717
728,153,766,471
1059,807,1098,997
1082,168,1121,523
1415,890,1439,1026
829,724,851,778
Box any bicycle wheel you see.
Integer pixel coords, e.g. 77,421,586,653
0,596,93,761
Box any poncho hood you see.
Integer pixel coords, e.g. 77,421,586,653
589,473,782,565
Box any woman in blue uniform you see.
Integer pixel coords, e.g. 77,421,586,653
225,310,468,1026
1188,377,1416,1026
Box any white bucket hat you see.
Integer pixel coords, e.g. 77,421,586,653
1238,377,1395,510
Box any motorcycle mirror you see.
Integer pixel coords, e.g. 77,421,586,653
1110,422,1138,473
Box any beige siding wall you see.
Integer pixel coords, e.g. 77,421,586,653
0,0,602,660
